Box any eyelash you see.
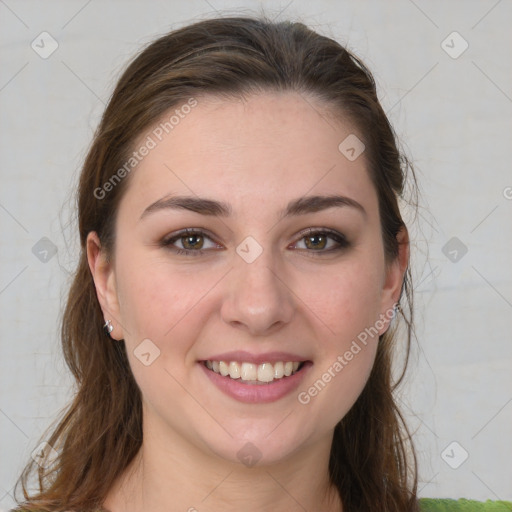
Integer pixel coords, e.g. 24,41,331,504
160,228,350,257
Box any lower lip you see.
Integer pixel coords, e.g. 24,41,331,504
198,362,312,404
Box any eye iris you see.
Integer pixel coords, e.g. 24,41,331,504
305,234,327,250
182,234,203,250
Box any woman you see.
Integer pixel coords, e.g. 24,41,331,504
12,16,511,512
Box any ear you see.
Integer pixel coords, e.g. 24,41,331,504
86,231,123,340
378,226,409,334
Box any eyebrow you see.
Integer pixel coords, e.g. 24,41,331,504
139,193,366,220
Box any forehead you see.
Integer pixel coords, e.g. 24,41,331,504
119,91,376,219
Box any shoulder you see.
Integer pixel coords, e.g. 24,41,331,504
419,498,512,511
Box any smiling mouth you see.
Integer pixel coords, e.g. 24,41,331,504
203,360,306,385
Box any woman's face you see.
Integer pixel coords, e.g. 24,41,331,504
88,92,406,466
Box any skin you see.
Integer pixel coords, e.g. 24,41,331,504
87,91,409,512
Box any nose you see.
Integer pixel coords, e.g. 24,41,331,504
220,249,295,336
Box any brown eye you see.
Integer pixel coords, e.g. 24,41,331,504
181,233,204,250
293,229,350,254
304,233,328,250
160,228,222,257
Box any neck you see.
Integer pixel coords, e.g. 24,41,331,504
102,414,342,512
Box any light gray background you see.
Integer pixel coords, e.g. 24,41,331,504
1,0,511,509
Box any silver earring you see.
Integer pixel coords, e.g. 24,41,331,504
103,319,114,336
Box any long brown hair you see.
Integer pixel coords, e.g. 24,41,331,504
14,16,419,512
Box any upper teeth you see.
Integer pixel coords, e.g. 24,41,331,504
205,360,301,383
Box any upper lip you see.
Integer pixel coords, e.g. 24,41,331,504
200,350,310,365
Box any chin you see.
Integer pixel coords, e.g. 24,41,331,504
221,443,299,468
203,429,305,468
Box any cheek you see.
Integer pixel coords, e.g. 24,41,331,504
115,250,214,336
114,252,218,371
296,300,379,439
292,254,383,426
114,259,217,405
295,254,385,344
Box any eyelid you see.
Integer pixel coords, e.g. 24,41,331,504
161,228,222,249
294,226,347,240
290,227,349,250
161,226,349,256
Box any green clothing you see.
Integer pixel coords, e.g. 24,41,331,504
419,499,512,511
